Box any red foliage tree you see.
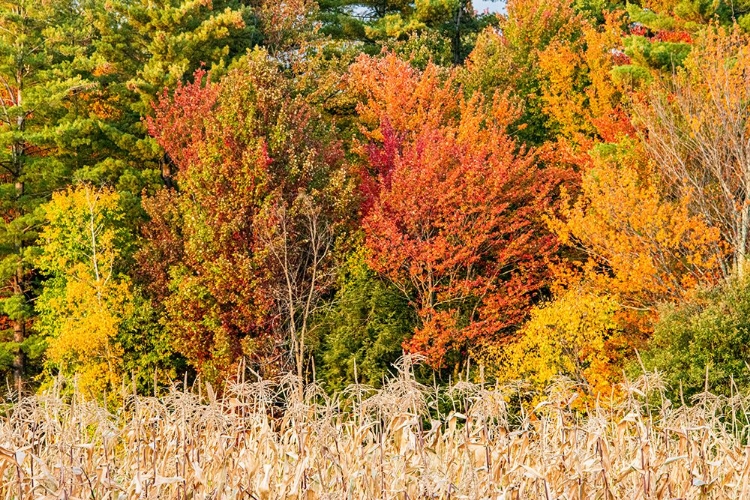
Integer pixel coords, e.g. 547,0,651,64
139,51,354,381
353,55,561,368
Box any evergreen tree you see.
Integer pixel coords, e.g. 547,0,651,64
318,1,497,65
81,0,259,190
313,248,415,391
0,0,95,393
0,0,259,392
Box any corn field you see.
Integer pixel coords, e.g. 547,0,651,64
1,358,749,499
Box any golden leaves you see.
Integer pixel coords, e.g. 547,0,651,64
482,290,621,394
37,185,134,395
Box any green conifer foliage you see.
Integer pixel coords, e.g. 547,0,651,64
318,1,497,65
80,0,259,189
0,0,98,392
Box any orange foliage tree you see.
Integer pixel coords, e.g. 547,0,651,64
501,11,728,392
350,54,562,369
506,139,723,393
537,12,636,148
551,139,724,309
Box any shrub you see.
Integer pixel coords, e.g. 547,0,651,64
641,276,750,398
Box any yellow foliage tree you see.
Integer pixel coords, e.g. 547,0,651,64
482,290,621,395
537,13,635,148
36,185,134,396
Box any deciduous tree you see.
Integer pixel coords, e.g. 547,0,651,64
484,290,622,394
551,139,723,310
537,13,635,148
641,275,750,399
36,186,134,396
141,52,354,382
320,0,496,65
639,26,750,278
461,0,586,144
354,54,560,369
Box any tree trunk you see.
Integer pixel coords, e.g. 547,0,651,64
12,314,24,397
740,209,748,279
739,171,750,279
12,180,24,396
12,258,25,396
161,153,176,189
452,2,464,66
5,54,28,398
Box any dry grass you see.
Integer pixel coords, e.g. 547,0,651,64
0,357,749,499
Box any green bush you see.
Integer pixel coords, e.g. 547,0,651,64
313,249,416,392
641,276,750,399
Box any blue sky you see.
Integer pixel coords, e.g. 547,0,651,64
473,0,505,14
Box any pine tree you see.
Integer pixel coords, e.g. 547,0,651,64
319,1,496,65
81,0,258,189
0,0,96,393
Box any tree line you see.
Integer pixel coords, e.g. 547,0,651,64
2,0,750,401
